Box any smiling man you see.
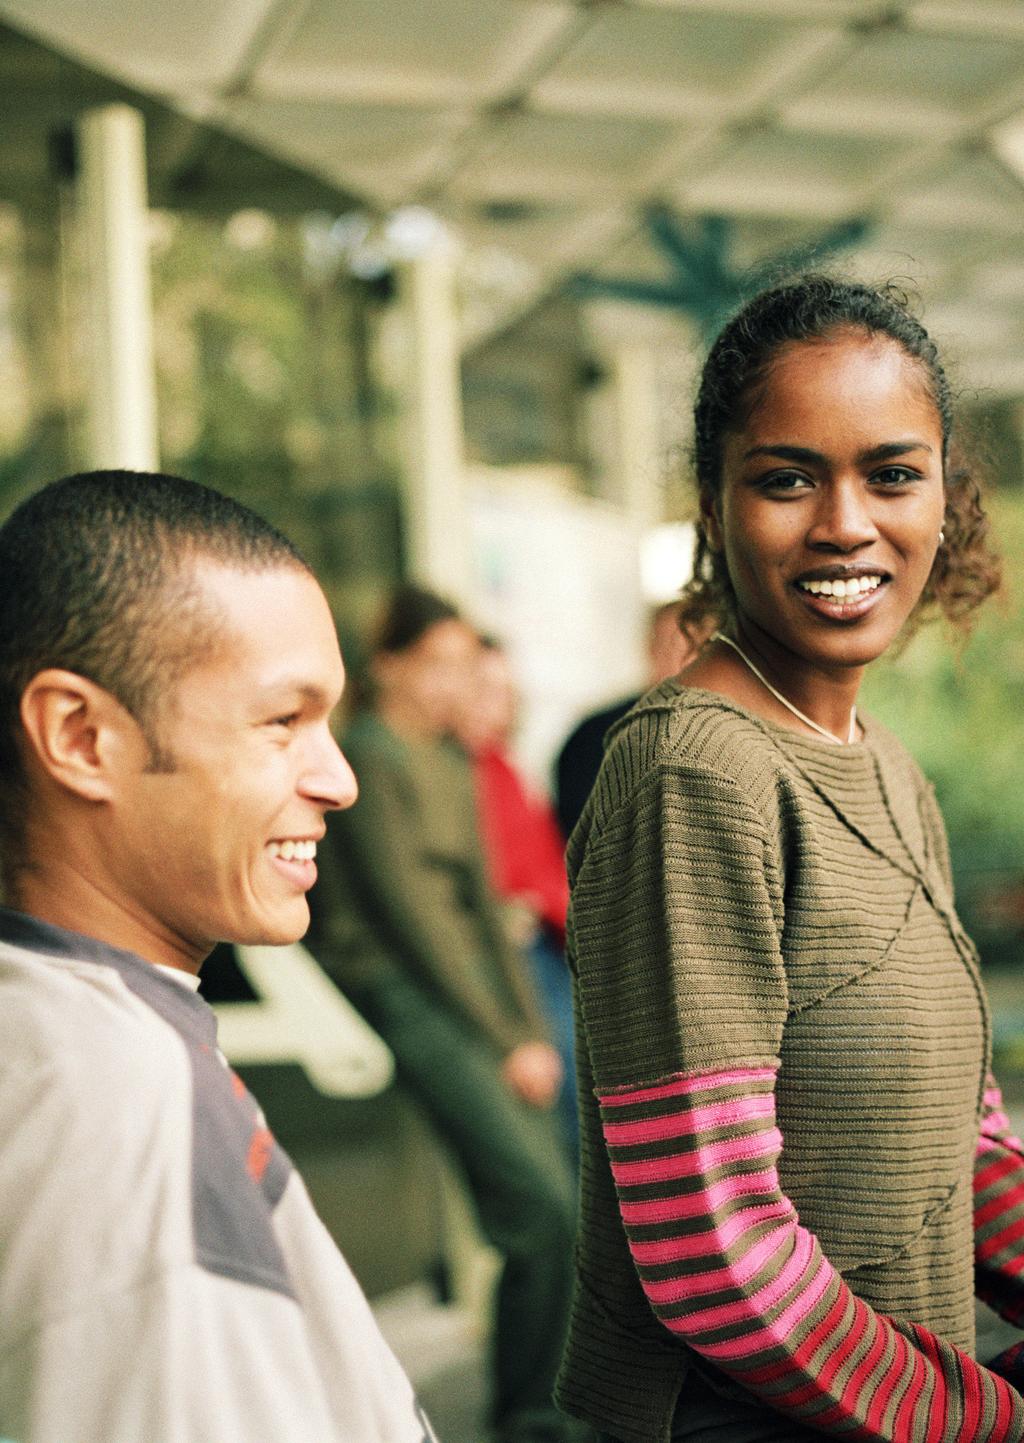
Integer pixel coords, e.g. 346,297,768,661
0,471,436,1443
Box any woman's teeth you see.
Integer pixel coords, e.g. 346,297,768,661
798,575,883,599
269,839,317,862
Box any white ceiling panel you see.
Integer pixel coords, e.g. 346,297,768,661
449,110,679,205
679,127,906,218
634,0,878,18
893,151,1024,233
800,26,1024,125
923,299,1022,351
456,202,585,264
532,6,837,119
0,0,269,90
5,0,1024,380
777,91,963,143
909,1,1024,41
848,222,997,285
257,0,575,106
224,97,467,203
968,259,1024,305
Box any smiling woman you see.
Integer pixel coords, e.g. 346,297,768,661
682,277,1000,654
558,277,1024,1443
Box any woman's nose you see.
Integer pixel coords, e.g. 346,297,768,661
806,481,879,552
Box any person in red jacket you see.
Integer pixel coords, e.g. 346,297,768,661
455,636,578,1159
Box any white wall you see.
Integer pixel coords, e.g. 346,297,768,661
467,464,646,791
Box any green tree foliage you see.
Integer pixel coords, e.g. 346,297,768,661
150,210,402,624
861,492,1024,966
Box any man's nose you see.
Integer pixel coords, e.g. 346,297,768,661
303,733,358,811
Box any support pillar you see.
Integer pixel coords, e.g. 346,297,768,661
76,104,159,472
609,343,662,533
396,245,470,602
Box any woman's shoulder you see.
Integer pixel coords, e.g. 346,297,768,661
564,684,798,884
589,682,796,835
859,708,938,815
605,681,796,784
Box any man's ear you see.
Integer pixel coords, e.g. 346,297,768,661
18,670,139,803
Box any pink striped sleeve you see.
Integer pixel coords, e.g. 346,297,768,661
974,1075,1024,1326
601,1063,1024,1440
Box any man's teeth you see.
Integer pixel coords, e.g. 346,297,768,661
798,575,883,599
268,839,317,862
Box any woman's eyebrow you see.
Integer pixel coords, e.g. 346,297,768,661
741,440,934,464
857,440,934,462
742,444,824,464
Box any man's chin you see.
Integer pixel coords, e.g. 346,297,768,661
222,901,311,949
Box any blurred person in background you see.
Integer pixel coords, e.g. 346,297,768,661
311,584,578,1443
0,472,436,1443
558,276,1024,1442
453,634,578,1161
554,602,704,841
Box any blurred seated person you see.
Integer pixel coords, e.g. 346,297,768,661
554,601,705,840
453,635,577,1158
309,584,578,1443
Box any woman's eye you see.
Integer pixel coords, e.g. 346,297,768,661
270,713,300,730
760,471,812,493
872,466,919,487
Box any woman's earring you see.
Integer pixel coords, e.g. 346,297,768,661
938,529,945,545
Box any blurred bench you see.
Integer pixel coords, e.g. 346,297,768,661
201,940,451,1301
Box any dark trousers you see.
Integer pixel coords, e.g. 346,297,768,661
354,974,578,1443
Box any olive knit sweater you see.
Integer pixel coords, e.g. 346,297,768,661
557,683,1024,1443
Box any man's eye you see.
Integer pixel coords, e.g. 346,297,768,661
270,713,300,729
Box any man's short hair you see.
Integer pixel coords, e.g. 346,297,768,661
0,470,308,843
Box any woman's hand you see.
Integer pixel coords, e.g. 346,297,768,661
502,1042,563,1108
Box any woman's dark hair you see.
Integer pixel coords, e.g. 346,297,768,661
349,583,464,711
680,273,1000,638
372,583,462,655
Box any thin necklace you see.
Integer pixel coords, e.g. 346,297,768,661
711,632,857,746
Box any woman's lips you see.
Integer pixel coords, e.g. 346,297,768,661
791,575,889,622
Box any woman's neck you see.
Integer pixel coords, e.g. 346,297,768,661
728,623,864,743
683,624,865,745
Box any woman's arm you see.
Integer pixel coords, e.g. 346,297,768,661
573,760,1024,1441
975,1076,1024,1328
917,784,1024,1337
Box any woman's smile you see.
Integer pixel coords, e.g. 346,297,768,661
791,566,889,621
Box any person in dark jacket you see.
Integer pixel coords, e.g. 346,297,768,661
554,602,703,841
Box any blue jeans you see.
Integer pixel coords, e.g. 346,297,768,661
526,928,579,1165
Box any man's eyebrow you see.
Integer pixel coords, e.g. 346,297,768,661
260,681,337,708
